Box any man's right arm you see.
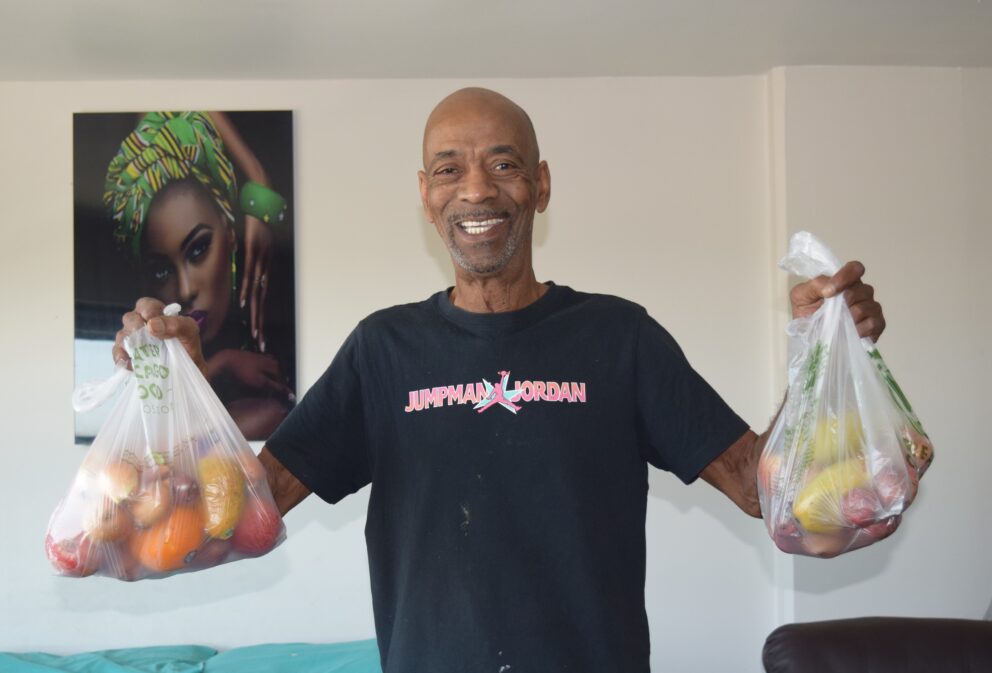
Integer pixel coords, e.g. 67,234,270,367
258,446,311,516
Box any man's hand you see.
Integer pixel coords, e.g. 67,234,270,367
113,298,208,378
789,260,886,341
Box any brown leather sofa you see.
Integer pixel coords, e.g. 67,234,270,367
762,616,992,673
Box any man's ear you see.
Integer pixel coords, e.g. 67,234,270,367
418,170,432,223
535,160,551,213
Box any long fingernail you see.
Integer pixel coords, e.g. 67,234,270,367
241,298,246,308
253,328,258,339
260,340,266,353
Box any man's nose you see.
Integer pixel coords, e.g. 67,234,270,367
458,165,498,203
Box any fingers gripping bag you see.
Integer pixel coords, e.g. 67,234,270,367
757,233,933,558
46,304,285,580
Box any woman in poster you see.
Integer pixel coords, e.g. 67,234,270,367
101,111,295,439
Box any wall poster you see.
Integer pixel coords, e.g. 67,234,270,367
73,111,296,442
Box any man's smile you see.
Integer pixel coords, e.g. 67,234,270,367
457,217,505,235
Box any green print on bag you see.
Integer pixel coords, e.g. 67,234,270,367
131,342,172,414
782,340,828,503
866,347,927,439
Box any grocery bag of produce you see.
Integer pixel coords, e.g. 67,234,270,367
757,232,933,557
46,304,285,579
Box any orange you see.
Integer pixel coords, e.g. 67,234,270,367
131,504,205,573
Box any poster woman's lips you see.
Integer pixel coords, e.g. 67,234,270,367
184,310,208,330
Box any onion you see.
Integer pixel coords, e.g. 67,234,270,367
98,462,139,503
82,498,132,542
129,476,174,528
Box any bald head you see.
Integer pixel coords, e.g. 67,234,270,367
422,88,540,170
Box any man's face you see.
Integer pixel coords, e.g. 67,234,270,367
419,100,550,277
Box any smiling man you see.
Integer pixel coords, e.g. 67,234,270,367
116,87,886,673
419,88,549,300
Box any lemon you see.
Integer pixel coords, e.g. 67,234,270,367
793,459,870,533
810,411,865,466
196,454,245,539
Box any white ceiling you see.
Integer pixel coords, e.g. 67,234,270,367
2,0,991,80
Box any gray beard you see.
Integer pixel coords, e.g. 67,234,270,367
445,225,522,275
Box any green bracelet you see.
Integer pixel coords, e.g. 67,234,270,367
240,181,287,225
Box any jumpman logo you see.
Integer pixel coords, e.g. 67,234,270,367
474,370,523,414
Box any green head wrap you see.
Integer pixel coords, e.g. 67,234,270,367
104,112,237,258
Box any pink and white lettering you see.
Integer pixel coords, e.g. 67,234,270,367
404,369,587,414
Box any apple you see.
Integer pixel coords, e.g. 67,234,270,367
231,497,283,556
172,472,200,507
874,464,917,510
45,532,101,577
840,488,882,527
240,453,268,489
801,529,857,559
863,514,901,540
102,541,143,581
770,519,805,555
756,454,783,501
191,538,232,568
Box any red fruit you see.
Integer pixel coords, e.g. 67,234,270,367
240,454,268,488
840,488,882,527
102,542,143,581
772,532,806,555
863,514,901,540
191,538,232,568
757,455,783,499
172,472,200,507
875,465,915,510
45,533,100,577
230,497,282,556
802,529,857,558
771,519,805,555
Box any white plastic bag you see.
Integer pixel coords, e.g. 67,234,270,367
46,304,285,579
757,233,933,557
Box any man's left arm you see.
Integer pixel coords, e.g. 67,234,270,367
700,261,886,517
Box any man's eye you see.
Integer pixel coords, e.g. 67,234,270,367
434,166,457,176
494,162,513,171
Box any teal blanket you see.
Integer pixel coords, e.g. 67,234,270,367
0,640,381,673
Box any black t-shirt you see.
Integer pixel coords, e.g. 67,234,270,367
267,283,748,673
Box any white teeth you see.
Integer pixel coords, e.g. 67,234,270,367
458,218,503,235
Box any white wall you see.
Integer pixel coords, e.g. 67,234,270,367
776,67,992,623
0,78,776,672
0,69,988,671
